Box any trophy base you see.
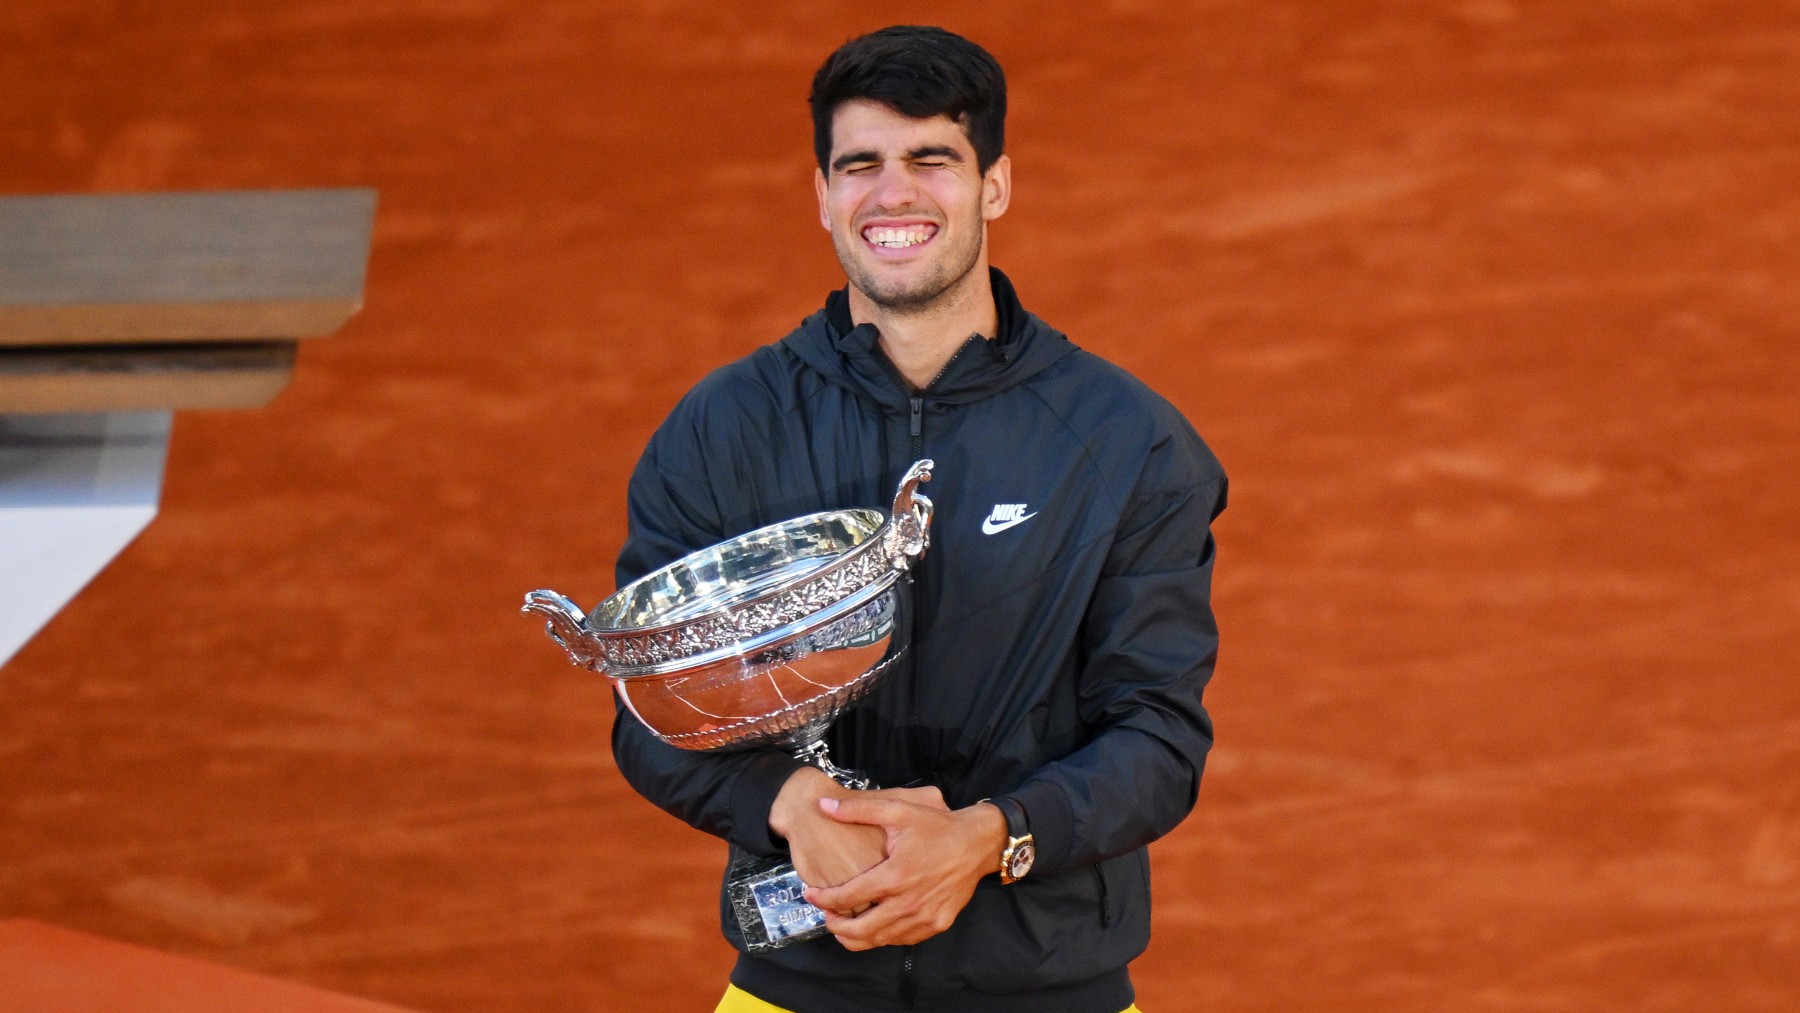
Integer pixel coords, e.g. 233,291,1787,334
728,849,828,952
725,737,886,951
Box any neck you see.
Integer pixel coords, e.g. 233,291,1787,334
849,261,998,390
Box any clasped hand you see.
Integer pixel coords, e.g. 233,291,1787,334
771,770,1005,951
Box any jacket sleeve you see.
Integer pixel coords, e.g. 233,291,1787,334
1001,428,1226,874
609,428,808,858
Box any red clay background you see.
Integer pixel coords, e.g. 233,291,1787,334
3,3,1797,1011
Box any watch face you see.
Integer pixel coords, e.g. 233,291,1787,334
1006,839,1036,881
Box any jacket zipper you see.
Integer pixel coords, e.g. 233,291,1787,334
900,947,917,1009
1094,865,1113,927
887,335,982,1006
921,336,976,391
889,334,979,462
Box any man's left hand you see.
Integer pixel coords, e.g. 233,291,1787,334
803,796,1007,950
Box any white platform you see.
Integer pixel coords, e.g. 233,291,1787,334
0,411,170,670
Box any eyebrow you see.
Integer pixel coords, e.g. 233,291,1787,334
831,145,967,172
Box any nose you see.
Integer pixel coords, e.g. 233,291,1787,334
869,162,921,211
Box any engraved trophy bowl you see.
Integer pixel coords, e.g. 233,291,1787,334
521,460,935,951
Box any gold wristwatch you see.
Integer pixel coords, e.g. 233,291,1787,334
985,797,1036,885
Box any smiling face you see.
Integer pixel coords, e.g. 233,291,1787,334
815,99,1011,315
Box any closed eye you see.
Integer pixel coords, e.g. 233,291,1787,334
831,149,882,174
906,145,964,168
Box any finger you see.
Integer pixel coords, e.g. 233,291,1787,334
882,785,947,811
805,864,893,915
818,794,917,828
820,899,906,950
824,902,946,950
806,883,872,915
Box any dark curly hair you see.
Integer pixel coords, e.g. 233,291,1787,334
809,26,1007,175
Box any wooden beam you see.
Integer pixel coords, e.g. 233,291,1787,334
0,189,376,346
0,341,295,413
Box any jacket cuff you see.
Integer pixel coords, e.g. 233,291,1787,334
728,751,810,857
1007,778,1076,874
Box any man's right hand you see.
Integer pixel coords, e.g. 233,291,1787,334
768,768,948,909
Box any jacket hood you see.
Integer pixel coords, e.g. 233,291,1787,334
778,267,1075,410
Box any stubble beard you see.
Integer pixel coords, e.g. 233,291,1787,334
834,215,985,315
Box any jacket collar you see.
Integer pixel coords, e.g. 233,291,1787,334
823,266,1029,350
787,267,1073,410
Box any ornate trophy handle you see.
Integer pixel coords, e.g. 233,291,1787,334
522,590,607,671
885,458,934,569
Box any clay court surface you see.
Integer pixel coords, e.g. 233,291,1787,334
3,2,1798,1010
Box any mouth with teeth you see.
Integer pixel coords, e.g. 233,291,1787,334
861,222,939,251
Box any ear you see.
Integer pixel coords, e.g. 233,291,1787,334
814,168,831,231
981,154,1012,222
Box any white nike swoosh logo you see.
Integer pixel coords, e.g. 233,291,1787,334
981,511,1038,535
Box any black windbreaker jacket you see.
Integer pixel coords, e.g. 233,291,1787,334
613,269,1226,1013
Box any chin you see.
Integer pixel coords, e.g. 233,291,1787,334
854,259,980,312
863,279,952,313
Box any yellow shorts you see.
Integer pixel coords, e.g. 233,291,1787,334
716,983,1143,1012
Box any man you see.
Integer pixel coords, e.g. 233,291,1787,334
612,25,1225,1013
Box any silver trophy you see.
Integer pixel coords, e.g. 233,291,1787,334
522,460,934,951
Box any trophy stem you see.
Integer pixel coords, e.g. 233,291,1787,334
789,737,872,790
